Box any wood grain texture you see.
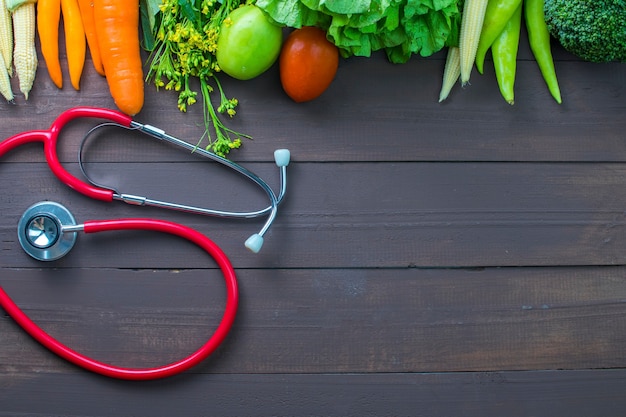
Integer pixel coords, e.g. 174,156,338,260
1,267,626,375
2,370,626,417
2,161,626,268
0,26,625,416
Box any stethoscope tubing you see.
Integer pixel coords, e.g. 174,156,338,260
92,121,287,237
0,107,132,202
0,218,239,380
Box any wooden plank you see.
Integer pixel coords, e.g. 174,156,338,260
3,161,626,268
2,267,626,375
1,370,626,417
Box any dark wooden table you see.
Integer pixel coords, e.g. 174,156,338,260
1,25,626,416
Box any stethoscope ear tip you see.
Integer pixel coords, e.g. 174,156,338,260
245,233,264,253
274,149,290,167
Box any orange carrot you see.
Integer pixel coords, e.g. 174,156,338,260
93,0,143,115
77,0,104,76
60,0,85,90
37,0,63,88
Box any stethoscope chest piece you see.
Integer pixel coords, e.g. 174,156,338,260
18,201,77,261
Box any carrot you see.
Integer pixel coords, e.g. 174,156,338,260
93,0,143,116
60,0,86,90
77,0,104,76
37,0,62,88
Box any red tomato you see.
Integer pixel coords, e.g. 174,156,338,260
279,27,339,103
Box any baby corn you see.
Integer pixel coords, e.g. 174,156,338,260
0,0,12,75
9,0,37,99
439,46,461,102
459,0,489,85
0,52,14,101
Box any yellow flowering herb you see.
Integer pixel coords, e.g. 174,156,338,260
143,0,251,157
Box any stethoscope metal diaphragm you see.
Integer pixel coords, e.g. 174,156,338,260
18,201,78,261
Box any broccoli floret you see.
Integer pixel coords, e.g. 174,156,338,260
543,0,626,63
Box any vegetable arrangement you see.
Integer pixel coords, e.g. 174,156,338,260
440,0,563,104
4,0,617,153
255,0,463,64
474,0,522,75
36,0,144,115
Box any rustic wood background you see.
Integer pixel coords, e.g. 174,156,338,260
1,22,626,416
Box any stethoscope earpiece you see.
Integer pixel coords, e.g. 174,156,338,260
245,233,264,253
274,149,290,167
18,201,78,261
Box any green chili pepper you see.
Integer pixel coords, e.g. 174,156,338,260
475,0,523,74
524,0,562,104
492,3,522,105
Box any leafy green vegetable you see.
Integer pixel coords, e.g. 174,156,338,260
141,0,251,157
255,0,462,63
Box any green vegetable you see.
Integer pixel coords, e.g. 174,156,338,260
216,5,282,80
142,0,252,157
255,0,463,64
524,0,562,104
491,3,522,105
474,0,522,75
543,0,626,63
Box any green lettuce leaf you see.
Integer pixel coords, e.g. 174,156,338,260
256,0,461,63
255,0,328,27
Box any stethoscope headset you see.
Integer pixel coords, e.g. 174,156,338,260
0,106,290,380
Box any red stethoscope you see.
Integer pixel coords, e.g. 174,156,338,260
0,107,290,380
